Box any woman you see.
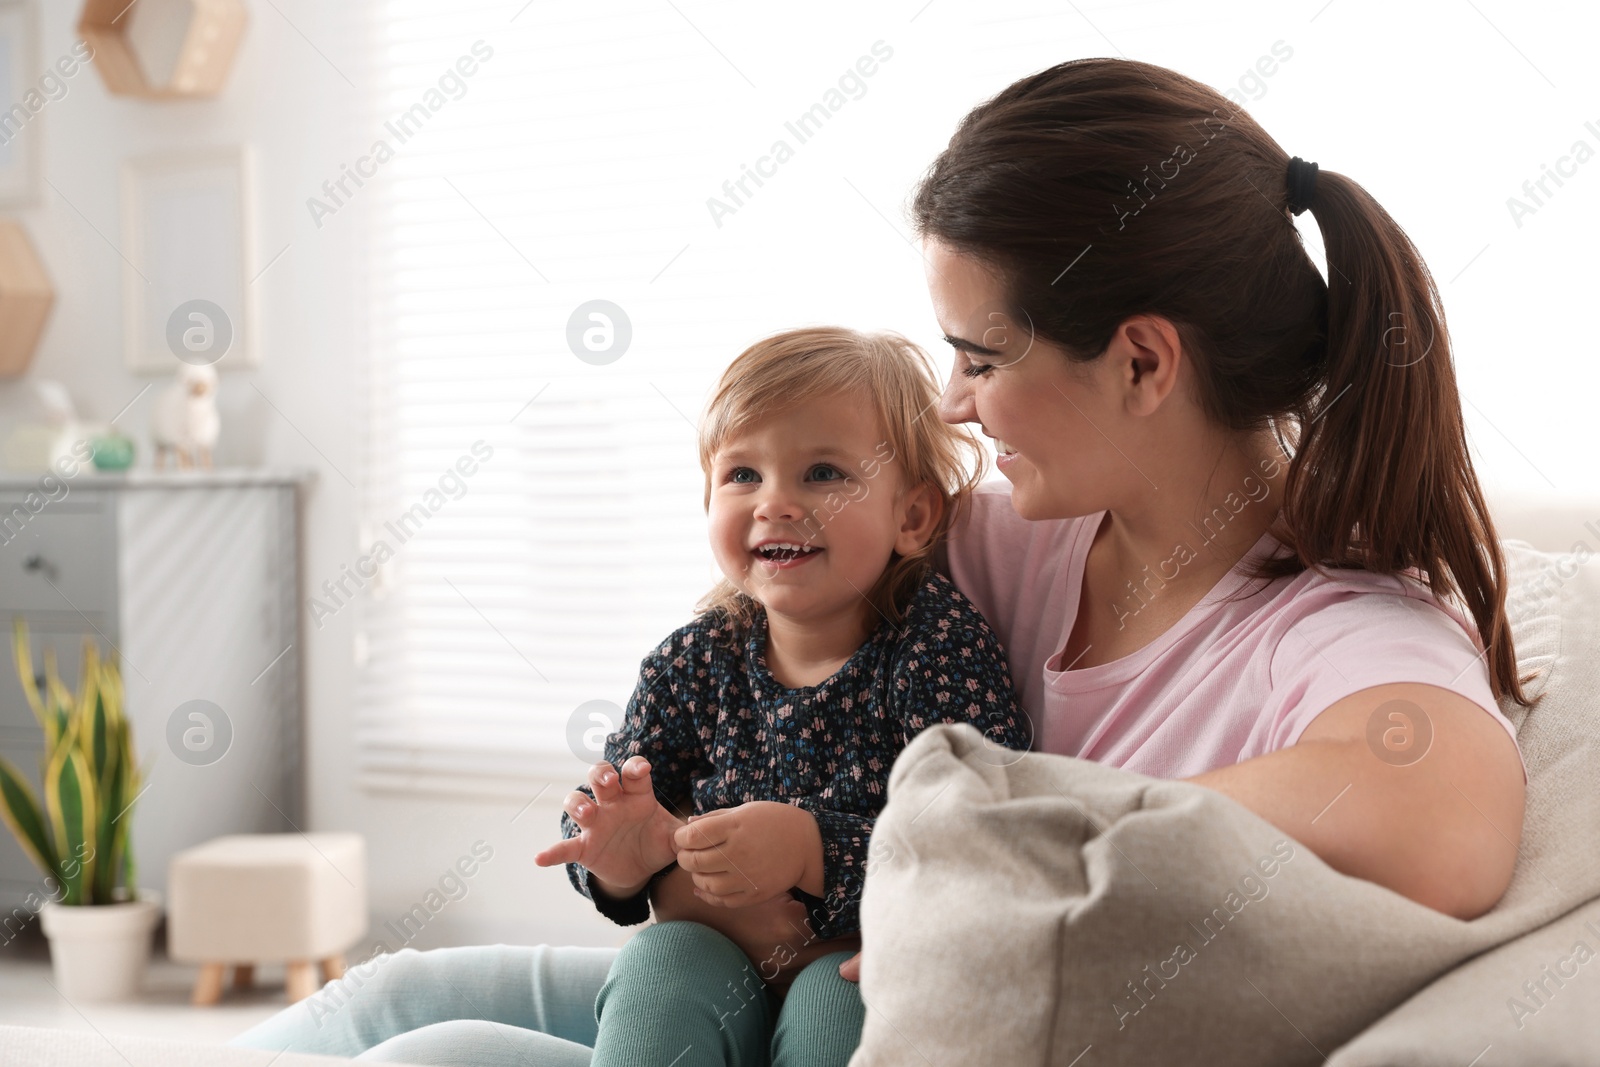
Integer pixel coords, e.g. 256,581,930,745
233,56,1527,1065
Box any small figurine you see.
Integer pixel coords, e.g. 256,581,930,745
152,364,220,470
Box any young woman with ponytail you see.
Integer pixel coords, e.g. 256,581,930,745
902,56,1527,926
233,56,1528,1066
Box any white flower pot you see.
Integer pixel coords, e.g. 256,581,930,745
39,894,162,1002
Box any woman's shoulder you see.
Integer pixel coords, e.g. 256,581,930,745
1270,560,1481,646
1258,559,1490,695
1252,556,1514,762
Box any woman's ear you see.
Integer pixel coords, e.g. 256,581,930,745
1114,314,1184,416
893,483,944,556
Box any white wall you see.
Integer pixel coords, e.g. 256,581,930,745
9,0,1598,954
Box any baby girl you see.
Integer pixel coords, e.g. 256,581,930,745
536,325,1031,1066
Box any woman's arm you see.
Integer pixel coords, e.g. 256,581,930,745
1186,681,1525,920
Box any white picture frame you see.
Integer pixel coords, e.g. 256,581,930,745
0,0,41,208
121,145,259,373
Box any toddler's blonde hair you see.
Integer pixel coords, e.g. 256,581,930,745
694,325,987,634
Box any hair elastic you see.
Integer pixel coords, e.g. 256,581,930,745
1286,156,1318,216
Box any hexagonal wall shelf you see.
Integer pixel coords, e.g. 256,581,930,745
0,221,54,378
79,0,247,99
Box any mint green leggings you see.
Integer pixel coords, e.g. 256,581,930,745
229,922,864,1067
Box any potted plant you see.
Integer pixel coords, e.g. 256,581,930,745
0,621,156,1001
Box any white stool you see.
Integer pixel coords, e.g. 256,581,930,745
168,833,367,1005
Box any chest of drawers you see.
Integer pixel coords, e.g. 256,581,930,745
0,470,309,913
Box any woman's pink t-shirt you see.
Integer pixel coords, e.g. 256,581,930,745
939,480,1519,780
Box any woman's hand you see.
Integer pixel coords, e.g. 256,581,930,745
673,801,824,906
534,756,684,899
649,865,859,988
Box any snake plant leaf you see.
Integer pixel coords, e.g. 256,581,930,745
0,758,56,877
44,650,76,761
92,679,120,807
97,662,120,734
11,620,44,730
46,706,69,764
91,733,126,904
43,645,70,712
122,831,136,895
82,660,112,784
100,654,125,724
119,720,142,895
96,668,121,805
44,746,97,906
76,640,100,739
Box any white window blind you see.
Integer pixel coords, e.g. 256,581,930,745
356,1,737,796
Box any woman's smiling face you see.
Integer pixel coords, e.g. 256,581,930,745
925,238,1137,522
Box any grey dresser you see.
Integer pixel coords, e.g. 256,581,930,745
0,469,310,914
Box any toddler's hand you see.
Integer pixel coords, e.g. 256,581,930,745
673,800,820,908
534,756,684,897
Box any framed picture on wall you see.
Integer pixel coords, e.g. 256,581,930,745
0,0,41,207
121,145,259,373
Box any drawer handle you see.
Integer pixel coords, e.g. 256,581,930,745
23,555,58,582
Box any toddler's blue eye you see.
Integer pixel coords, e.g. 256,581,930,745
729,467,758,483
808,464,844,481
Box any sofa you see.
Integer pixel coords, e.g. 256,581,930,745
2,495,1596,1066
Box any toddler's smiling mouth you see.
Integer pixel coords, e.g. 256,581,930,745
752,540,823,565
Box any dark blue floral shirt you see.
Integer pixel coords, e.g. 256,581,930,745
562,569,1032,939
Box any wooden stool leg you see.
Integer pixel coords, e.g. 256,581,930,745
319,955,346,983
192,962,226,1006
285,960,318,1002
232,964,255,991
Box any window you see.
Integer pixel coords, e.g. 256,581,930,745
356,2,731,796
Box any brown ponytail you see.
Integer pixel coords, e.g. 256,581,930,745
1283,168,1526,705
911,57,1528,706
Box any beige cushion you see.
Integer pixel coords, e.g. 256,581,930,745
168,834,367,963
1326,894,1600,1065
849,541,1599,1066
